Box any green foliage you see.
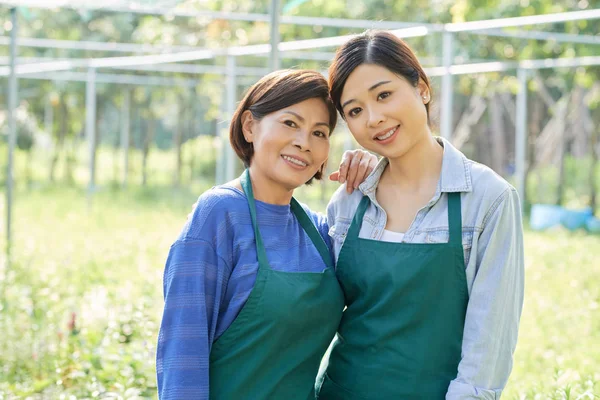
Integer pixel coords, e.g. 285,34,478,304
16,127,35,151
0,182,599,398
0,186,196,399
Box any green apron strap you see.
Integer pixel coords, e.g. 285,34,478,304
240,169,270,267
346,196,371,240
447,192,463,246
347,194,461,245
290,198,333,269
241,169,333,270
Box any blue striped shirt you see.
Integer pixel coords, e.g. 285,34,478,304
156,185,332,400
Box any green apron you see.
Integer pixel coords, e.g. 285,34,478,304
317,193,468,399
209,170,344,399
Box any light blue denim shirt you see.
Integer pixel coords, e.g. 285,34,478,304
326,137,524,400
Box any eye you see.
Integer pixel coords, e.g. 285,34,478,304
377,91,391,101
283,120,297,128
347,107,362,118
313,130,328,138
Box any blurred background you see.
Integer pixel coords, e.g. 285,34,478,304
0,1,599,398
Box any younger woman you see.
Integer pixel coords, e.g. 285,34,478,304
318,31,525,399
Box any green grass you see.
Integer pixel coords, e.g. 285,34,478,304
0,186,199,399
506,228,600,399
1,136,599,398
1,184,598,399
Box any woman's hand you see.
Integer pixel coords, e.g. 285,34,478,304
329,150,379,194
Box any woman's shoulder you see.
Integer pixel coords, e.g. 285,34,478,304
441,138,516,211
464,159,519,221
327,185,365,219
295,201,328,233
469,159,514,191
179,185,248,241
199,184,247,206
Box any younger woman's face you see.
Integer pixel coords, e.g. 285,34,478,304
339,63,431,160
243,97,331,191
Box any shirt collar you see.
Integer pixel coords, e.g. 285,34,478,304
357,136,473,196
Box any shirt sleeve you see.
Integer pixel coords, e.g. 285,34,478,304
326,185,362,261
156,238,231,400
446,188,525,399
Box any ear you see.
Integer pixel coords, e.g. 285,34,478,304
417,79,430,105
241,110,255,143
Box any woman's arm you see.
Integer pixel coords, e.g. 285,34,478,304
446,188,525,400
157,211,232,400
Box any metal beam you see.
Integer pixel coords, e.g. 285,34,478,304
3,24,598,61
0,26,429,76
446,8,600,32
0,2,439,30
474,28,600,46
424,55,600,76
0,36,198,53
7,55,600,88
14,70,202,87
0,54,437,69
8,69,262,87
3,2,598,35
0,39,338,62
269,0,281,71
114,63,269,76
0,56,269,76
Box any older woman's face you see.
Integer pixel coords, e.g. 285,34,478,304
244,97,331,191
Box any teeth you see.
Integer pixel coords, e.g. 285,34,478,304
376,127,396,141
283,155,307,167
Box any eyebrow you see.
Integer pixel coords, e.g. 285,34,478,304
341,80,392,110
282,111,330,130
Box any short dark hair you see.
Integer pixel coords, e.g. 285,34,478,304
230,69,337,181
328,30,432,121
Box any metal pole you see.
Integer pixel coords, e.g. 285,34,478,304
85,67,97,194
121,89,130,187
515,68,528,211
215,96,226,185
269,0,281,71
440,31,454,140
5,7,18,263
226,55,237,181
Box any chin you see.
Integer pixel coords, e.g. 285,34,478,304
380,140,416,159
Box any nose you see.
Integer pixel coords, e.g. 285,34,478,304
366,106,385,128
293,130,311,151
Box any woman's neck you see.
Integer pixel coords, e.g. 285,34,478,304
246,166,294,205
384,135,444,193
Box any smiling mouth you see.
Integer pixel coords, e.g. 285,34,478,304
281,155,308,167
375,125,399,141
